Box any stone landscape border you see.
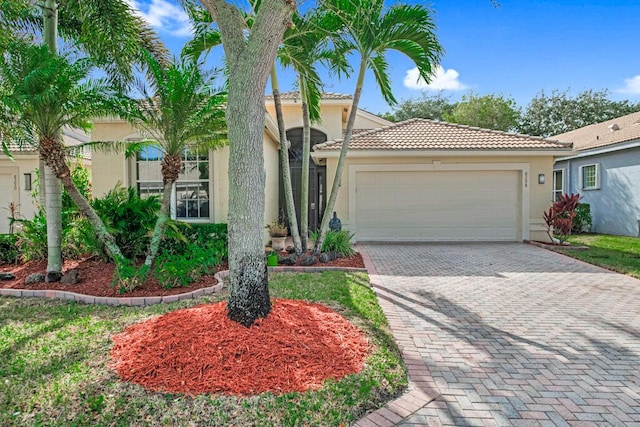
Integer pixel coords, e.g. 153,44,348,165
0,266,367,306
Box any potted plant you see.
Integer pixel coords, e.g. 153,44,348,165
266,220,288,251
266,250,279,267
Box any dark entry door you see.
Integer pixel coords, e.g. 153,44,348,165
279,128,327,233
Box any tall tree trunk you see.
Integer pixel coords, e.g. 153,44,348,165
270,66,302,255
313,59,366,254
38,157,46,210
201,0,294,327
44,163,62,281
42,0,63,280
300,80,311,251
143,153,181,274
142,180,173,269
39,135,125,262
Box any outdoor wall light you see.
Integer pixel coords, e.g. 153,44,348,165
24,173,32,191
538,174,545,185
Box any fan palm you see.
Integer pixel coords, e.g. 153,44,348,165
127,52,227,275
313,0,443,254
0,41,127,262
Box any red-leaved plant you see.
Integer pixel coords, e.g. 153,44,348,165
543,193,581,244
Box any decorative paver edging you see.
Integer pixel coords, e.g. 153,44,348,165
0,266,367,306
354,246,438,427
526,239,588,251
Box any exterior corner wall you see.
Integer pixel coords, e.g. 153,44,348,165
555,146,640,236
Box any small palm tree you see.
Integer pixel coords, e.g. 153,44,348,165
127,52,227,274
0,40,127,262
313,0,443,254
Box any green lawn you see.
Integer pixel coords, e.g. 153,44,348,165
0,271,406,427
561,234,640,279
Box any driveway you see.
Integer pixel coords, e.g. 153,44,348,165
356,243,640,427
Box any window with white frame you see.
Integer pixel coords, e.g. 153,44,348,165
553,169,564,201
579,163,600,190
136,145,210,220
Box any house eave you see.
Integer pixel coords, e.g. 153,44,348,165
312,149,573,159
555,140,640,162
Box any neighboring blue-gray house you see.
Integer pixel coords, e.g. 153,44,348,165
553,111,640,237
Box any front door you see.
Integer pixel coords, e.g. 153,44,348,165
279,128,327,233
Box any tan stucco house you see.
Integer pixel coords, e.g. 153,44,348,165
0,129,91,234
91,92,572,243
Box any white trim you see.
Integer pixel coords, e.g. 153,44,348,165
313,149,572,158
348,163,530,242
579,163,601,190
553,168,565,200
555,140,640,161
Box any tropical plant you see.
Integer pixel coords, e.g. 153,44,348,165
266,220,288,238
197,0,296,326
573,203,593,234
0,234,20,264
543,193,581,244
122,52,226,277
0,40,127,266
313,0,442,254
154,243,220,289
310,229,355,256
91,185,160,260
1,0,167,281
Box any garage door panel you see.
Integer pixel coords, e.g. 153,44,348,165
355,170,519,241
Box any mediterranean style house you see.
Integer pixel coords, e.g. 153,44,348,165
553,111,640,237
0,129,90,234
91,92,572,243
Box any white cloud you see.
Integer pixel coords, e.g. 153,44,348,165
126,0,193,37
620,75,640,95
403,65,467,91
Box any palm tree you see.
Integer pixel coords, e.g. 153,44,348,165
2,0,167,280
313,0,442,254
0,41,127,262
127,52,227,275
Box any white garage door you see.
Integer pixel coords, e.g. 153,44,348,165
0,173,14,234
355,170,519,241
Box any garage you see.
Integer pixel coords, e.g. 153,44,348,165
312,118,574,243
355,169,519,241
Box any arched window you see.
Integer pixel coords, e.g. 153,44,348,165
285,128,327,161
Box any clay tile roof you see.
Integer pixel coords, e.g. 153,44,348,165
313,118,572,152
266,91,352,101
552,111,640,151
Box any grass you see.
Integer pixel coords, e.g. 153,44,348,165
560,234,640,279
0,271,406,427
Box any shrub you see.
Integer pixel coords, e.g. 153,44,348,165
0,234,20,264
310,229,355,256
91,185,160,260
14,211,48,261
543,193,580,244
160,222,228,260
573,203,592,233
154,243,220,289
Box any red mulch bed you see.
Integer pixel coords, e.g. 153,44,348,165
110,298,369,395
0,253,365,298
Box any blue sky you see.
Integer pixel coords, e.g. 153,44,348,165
126,0,640,114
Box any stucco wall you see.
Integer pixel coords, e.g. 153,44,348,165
353,112,391,130
323,154,556,242
555,146,640,236
0,156,38,232
266,103,346,141
0,155,91,231
91,120,281,241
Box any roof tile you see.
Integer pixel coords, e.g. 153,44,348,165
552,111,640,151
314,118,572,151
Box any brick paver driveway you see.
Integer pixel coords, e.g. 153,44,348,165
358,243,640,427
